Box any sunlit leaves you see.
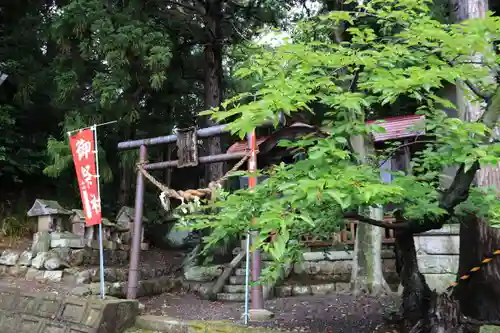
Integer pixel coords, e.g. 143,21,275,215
188,0,500,281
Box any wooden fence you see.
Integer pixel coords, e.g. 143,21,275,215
301,217,396,247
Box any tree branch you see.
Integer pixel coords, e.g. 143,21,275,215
379,140,434,166
350,89,500,233
343,211,412,230
461,316,500,326
431,50,492,102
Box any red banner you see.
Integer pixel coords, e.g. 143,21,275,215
69,128,102,226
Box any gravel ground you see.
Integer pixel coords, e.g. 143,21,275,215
141,292,400,333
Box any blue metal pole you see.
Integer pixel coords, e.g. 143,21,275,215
243,232,251,325
92,125,106,299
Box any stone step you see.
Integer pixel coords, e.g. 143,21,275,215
234,268,249,276
239,260,273,268
234,266,275,275
217,292,247,302
223,284,248,293
71,276,182,298
229,275,246,285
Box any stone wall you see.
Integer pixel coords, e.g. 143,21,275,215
414,224,459,292
279,224,460,296
0,286,138,333
276,249,398,297
0,246,129,283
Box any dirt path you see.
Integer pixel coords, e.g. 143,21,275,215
141,292,400,333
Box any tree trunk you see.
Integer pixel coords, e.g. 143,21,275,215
454,215,500,324
449,0,500,330
350,135,391,295
351,206,391,295
203,0,224,181
393,226,432,332
118,126,135,207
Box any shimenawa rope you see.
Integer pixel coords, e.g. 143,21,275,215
136,150,253,211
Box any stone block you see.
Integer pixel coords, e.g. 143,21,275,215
32,232,50,256
418,224,460,235
183,265,224,282
135,315,188,333
293,260,352,276
302,251,351,262
37,216,53,233
43,270,64,282
311,283,336,295
423,273,456,292
25,268,44,280
292,285,311,296
275,285,292,298
0,286,139,333
417,255,459,274
51,238,85,249
414,235,459,255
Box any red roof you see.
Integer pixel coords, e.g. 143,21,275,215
227,136,270,153
367,115,425,142
226,115,425,152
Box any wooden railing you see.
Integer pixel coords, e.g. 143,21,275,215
300,217,396,247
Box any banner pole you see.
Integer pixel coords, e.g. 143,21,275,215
92,125,106,299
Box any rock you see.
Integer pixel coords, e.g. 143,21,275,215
76,270,91,284
248,309,274,322
0,250,20,266
68,249,85,266
165,225,191,249
32,231,50,256
43,270,64,282
138,302,146,312
71,285,92,297
89,267,118,283
51,247,71,264
44,251,68,270
89,282,110,295
104,268,118,282
183,265,224,282
31,252,50,269
18,251,33,266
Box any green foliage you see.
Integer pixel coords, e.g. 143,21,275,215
193,0,500,281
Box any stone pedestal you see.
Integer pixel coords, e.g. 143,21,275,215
247,309,274,322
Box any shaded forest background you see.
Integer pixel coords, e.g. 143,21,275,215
1,0,499,232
